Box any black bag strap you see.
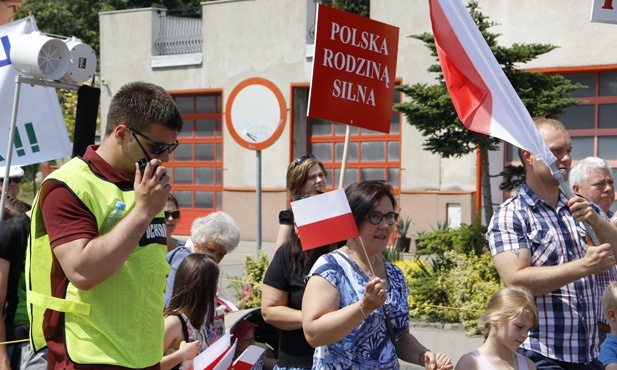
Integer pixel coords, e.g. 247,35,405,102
177,314,189,342
332,249,369,279
166,246,185,264
331,250,396,345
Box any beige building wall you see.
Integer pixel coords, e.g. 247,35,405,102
99,0,617,241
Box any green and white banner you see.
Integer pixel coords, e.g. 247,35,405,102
0,16,72,166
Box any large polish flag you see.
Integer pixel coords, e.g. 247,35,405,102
291,189,359,251
429,0,557,167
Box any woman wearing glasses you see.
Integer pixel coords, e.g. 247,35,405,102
275,154,327,250
164,194,184,252
302,180,453,370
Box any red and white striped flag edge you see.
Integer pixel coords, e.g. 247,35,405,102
195,331,233,370
429,0,557,167
291,189,359,251
232,345,265,370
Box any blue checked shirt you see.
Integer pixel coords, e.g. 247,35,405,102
487,184,599,364
592,207,617,329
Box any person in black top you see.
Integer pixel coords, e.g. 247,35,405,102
274,155,327,251
0,196,45,369
262,190,338,369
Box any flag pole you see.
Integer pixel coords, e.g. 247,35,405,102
358,236,376,277
550,163,600,245
0,76,24,221
337,126,377,277
338,125,351,189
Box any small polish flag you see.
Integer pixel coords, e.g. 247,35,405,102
291,189,359,251
232,345,266,370
196,331,234,370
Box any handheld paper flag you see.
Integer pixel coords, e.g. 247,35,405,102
232,345,266,370
195,331,235,370
429,0,557,167
291,189,359,251
210,340,236,370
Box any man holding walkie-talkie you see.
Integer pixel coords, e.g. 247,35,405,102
27,81,182,370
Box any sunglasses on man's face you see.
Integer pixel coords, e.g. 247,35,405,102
294,154,316,166
164,210,180,219
0,177,22,184
129,128,179,155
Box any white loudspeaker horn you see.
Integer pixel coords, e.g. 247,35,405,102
63,37,97,84
10,31,70,80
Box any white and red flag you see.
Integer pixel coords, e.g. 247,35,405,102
291,189,359,251
428,0,557,167
196,331,235,370
232,345,265,370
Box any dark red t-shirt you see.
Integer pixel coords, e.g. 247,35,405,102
40,145,160,370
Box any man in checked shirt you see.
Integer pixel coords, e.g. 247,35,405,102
570,156,617,344
487,117,617,370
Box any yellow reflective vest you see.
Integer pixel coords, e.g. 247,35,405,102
26,157,169,367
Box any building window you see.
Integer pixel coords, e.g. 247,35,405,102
560,71,617,172
295,86,402,190
169,91,224,233
503,69,617,209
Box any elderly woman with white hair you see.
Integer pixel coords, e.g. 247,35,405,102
164,211,241,344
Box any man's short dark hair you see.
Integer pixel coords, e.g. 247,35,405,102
105,81,183,136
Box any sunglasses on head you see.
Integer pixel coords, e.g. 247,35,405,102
164,210,180,219
0,177,22,184
367,211,399,226
129,128,179,155
294,154,316,166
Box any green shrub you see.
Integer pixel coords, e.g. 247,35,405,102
231,251,269,309
416,223,487,256
407,256,458,323
393,259,421,287
400,237,502,333
416,228,453,256
382,246,403,262
441,251,501,335
452,223,488,256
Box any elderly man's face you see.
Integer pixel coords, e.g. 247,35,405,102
195,240,227,263
578,167,615,214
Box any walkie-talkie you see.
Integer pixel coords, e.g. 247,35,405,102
137,157,150,175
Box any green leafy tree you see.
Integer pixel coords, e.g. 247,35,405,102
321,0,369,17
394,1,582,225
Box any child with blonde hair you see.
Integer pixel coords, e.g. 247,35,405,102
455,286,538,370
599,281,617,369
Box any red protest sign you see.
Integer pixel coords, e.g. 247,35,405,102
308,5,399,134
